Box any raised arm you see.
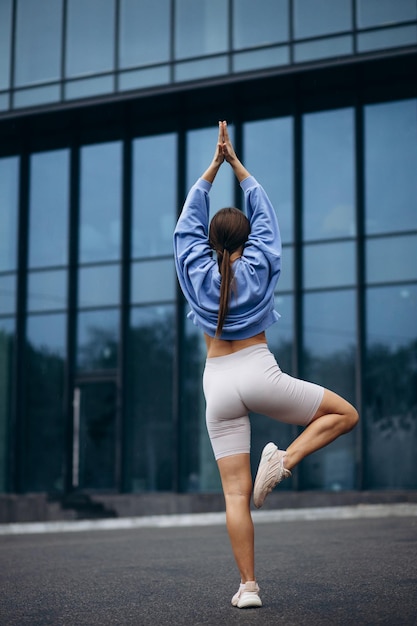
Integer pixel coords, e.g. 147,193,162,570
201,121,225,183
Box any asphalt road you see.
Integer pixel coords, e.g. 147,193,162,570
0,514,416,625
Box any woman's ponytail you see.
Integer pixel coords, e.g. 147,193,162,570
216,248,233,338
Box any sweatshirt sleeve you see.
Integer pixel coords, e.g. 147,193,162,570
173,178,217,307
239,175,282,275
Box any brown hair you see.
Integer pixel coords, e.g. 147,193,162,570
209,207,250,337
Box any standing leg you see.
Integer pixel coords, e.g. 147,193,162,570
217,453,254,583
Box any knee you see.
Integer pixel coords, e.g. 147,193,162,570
342,404,359,433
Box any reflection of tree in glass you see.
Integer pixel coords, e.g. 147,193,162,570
303,344,356,403
25,340,65,492
365,340,417,488
128,311,175,491
366,341,417,427
78,326,118,370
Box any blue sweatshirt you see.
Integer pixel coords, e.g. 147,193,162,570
173,175,281,340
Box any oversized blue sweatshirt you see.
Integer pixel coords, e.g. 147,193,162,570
173,175,281,340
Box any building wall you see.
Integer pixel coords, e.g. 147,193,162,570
0,1,416,497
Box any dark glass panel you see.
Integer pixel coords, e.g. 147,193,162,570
175,0,228,60
244,117,294,243
0,0,12,90
279,245,293,293
0,318,14,492
119,0,170,68
365,99,417,235
24,314,66,492
365,285,417,488
131,260,175,305
0,157,19,272
293,0,352,39
127,305,175,491
78,265,120,308
304,241,355,289
27,270,67,312
29,149,69,268
303,108,355,241
14,0,62,86
357,0,417,28
77,309,119,373
300,289,357,490
79,142,122,263
132,133,177,258
366,235,417,285
75,380,117,490
233,0,289,49
66,0,115,77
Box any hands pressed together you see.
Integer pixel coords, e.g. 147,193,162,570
202,121,250,184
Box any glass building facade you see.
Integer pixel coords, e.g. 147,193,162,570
0,1,416,501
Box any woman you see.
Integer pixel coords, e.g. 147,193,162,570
173,121,358,609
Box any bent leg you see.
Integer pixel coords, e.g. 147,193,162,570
217,453,255,583
284,389,359,471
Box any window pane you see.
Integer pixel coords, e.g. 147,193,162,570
244,117,294,243
294,35,353,62
13,84,60,108
279,245,293,292
24,314,66,491
0,318,14,492
233,46,289,72
131,260,176,304
186,127,234,219
365,285,417,488
132,133,177,258
119,0,170,68
301,289,357,490
80,142,122,263
119,66,170,91
0,157,19,272
27,270,67,312
175,0,228,59
15,0,62,86
64,75,114,100
174,56,228,82
366,235,417,284
66,0,115,77
0,0,12,90
304,241,356,289
77,309,119,372
357,0,417,29
303,108,355,240
357,25,417,53
78,265,120,308
233,0,289,49
365,99,417,235
29,150,69,267
127,305,175,491
293,0,352,39
0,274,16,315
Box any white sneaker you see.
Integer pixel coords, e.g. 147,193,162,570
253,442,291,509
231,581,262,608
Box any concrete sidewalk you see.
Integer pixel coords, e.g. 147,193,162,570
0,505,416,625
